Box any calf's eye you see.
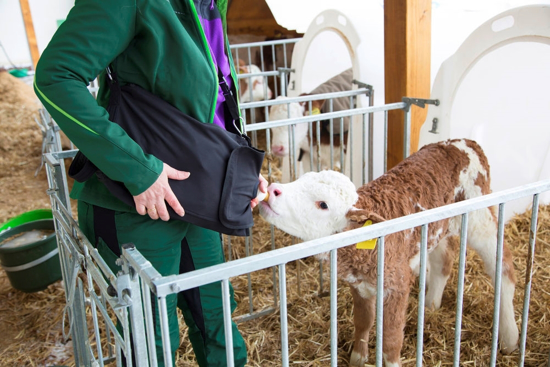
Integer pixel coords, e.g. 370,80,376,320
317,201,329,210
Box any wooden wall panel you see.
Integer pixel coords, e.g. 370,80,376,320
384,0,431,169
226,0,300,38
19,0,39,69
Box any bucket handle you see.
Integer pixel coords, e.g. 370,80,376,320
0,248,59,272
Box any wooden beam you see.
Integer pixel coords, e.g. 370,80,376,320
384,0,431,169
19,0,40,69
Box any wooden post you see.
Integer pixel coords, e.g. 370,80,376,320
19,0,40,69
384,0,431,169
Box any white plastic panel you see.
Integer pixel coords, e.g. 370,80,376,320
419,5,550,220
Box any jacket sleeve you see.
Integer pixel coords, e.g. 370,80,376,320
34,0,163,196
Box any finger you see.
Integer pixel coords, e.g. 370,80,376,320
251,198,259,209
148,206,159,220
165,164,190,181
155,201,170,221
136,203,147,216
259,175,268,192
165,190,185,217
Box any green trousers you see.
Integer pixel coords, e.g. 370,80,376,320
78,201,247,366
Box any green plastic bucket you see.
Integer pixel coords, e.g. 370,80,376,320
0,209,53,234
0,219,62,293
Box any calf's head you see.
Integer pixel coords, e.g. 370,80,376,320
269,97,308,157
259,170,359,241
238,60,273,102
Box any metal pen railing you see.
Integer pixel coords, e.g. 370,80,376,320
120,179,550,367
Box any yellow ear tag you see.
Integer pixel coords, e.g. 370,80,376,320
356,220,377,250
309,107,321,116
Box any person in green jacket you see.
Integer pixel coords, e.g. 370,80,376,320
34,0,266,366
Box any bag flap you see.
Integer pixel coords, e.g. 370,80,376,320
219,146,265,229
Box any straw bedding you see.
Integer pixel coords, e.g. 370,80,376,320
1,71,549,366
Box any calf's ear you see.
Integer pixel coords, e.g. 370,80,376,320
346,208,387,229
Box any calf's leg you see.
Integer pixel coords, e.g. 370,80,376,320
467,207,518,353
381,289,410,367
426,236,457,309
349,286,375,366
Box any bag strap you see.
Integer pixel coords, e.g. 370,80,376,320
105,66,121,106
105,65,243,134
217,68,241,127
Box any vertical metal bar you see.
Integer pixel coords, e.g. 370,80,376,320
490,203,506,366
292,124,299,181
227,235,232,262
375,236,385,367
127,274,148,366
86,255,104,365
330,249,338,367
280,70,287,97
158,296,173,367
260,43,265,71
349,100,354,182
416,224,429,367
319,260,325,295
283,42,288,68
272,44,278,97
384,110,388,173
121,308,132,367
519,194,540,366
246,235,254,315
316,120,321,172
101,295,114,360
74,277,92,365
271,225,279,308
368,89,374,181
279,264,289,367
403,108,411,160
362,114,367,185
453,213,469,367
308,101,314,171
340,117,345,171
329,99,334,170
141,281,158,367
116,343,122,367
247,47,252,66
222,279,235,367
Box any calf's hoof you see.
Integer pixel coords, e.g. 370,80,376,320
349,350,368,366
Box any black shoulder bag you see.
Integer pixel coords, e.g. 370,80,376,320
69,67,265,236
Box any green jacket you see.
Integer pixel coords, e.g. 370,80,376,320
34,0,238,212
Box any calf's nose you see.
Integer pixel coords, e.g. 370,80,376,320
271,145,285,156
268,184,283,198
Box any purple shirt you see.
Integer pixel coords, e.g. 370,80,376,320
195,0,233,130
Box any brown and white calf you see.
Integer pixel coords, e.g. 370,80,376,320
259,139,518,366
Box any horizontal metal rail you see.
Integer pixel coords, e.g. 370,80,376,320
244,102,407,131
229,38,302,49
240,88,372,110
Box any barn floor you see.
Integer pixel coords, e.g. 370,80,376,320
1,70,549,366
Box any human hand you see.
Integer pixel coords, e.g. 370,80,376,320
251,174,268,210
133,163,189,220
